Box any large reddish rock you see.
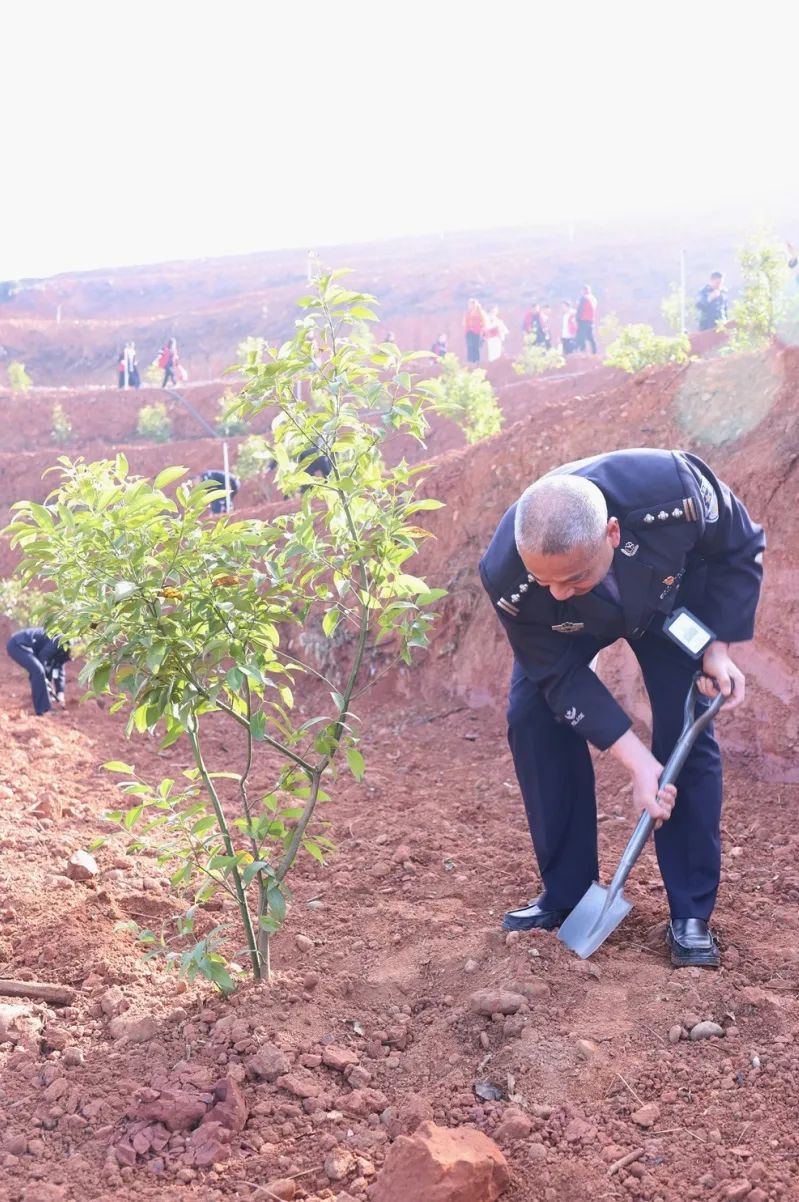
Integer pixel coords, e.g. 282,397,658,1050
468,990,526,1017
371,1121,509,1202
132,1087,206,1132
247,1042,291,1081
204,1076,248,1132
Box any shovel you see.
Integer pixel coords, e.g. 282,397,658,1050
557,674,727,959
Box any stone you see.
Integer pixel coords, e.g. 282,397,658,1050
295,934,314,952
494,1107,533,1143
668,1024,683,1044
108,1014,158,1043
187,1120,231,1167
0,1003,38,1044
745,1191,767,1202
204,1076,248,1132
371,1121,509,1202
325,1147,356,1181
66,850,99,881
276,1072,320,1099
247,1042,291,1081
575,1038,601,1060
631,1102,660,1128
527,1142,547,1162
337,1088,388,1115
468,989,526,1016
724,1183,752,1201
322,1045,360,1072
133,1087,206,1132
564,1116,596,1142
382,1095,435,1138
690,1021,725,1041
100,985,127,1017
264,1182,296,1201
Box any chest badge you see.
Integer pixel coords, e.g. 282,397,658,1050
620,541,639,557
662,575,676,586
551,621,585,634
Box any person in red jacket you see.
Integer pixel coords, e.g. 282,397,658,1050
463,299,486,365
575,286,598,354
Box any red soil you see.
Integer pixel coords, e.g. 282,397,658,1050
0,268,798,1202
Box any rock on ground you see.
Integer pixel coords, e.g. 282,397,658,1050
371,1120,509,1202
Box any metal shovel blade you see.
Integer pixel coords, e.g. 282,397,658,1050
557,882,632,959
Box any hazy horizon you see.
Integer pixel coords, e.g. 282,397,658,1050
5,0,796,280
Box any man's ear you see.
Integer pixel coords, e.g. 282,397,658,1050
608,516,621,548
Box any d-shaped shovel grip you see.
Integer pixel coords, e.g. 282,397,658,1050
608,674,728,895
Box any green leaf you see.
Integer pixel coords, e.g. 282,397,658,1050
243,860,269,886
154,466,189,490
266,884,286,924
322,608,340,638
104,761,135,775
346,747,365,781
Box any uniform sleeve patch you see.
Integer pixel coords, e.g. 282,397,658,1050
697,472,719,523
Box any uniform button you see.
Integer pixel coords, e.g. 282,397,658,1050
672,507,683,518
511,593,520,603
644,514,655,523
519,583,528,592
657,510,669,521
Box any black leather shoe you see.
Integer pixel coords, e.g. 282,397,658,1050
502,899,572,932
667,918,720,968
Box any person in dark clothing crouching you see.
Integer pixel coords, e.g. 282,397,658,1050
6,628,70,716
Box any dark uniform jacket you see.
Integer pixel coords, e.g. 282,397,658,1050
200,470,240,496
696,284,728,330
479,449,764,751
12,627,70,694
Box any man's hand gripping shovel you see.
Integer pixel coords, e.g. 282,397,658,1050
557,674,728,959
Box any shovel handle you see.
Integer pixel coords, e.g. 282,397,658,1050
608,674,727,894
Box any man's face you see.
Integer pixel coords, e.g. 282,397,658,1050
711,274,723,290
520,519,620,601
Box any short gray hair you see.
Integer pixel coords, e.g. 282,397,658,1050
515,475,608,557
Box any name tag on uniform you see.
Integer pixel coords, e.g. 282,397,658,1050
662,607,715,659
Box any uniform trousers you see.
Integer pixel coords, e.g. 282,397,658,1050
6,637,52,715
506,631,722,919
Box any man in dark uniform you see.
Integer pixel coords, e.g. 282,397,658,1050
198,469,240,515
6,628,70,716
479,449,764,967
696,272,728,331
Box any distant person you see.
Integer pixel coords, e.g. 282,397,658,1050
536,304,552,349
6,628,70,716
522,302,538,338
159,338,178,388
523,302,550,348
298,445,332,490
483,305,509,362
561,301,578,355
696,272,728,331
575,285,598,353
431,333,448,358
198,469,240,515
117,341,140,389
463,298,486,364
269,445,333,499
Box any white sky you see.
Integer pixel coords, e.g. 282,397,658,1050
4,0,796,279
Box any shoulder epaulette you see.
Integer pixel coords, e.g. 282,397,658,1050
496,571,536,619
626,498,699,529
